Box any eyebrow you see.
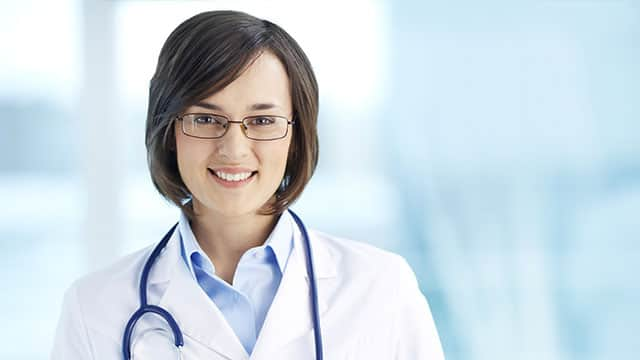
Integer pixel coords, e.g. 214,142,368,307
193,101,279,112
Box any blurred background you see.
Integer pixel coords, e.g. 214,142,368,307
1,0,639,358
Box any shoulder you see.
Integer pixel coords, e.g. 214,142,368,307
306,229,444,358
306,228,419,306
71,244,153,305
308,228,412,278
71,242,168,324
65,245,155,331
52,245,155,359
310,230,445,357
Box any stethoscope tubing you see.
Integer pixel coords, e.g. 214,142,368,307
122,223,182,359
289,209,324,360
121,209,322,360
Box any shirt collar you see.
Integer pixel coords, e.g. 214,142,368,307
178,211,294,277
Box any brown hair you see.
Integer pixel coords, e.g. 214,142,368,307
145,10,319,219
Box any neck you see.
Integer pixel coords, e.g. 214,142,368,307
189,202,278,283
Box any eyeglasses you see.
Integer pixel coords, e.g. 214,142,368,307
176,113,295,141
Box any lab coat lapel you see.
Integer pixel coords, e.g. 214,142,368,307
251,228,336,359
149,228,249,360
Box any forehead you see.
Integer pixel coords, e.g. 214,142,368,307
196,51,292,114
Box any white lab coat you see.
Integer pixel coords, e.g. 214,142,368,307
51,222,444,359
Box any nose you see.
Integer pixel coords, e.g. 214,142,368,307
216,122,251,160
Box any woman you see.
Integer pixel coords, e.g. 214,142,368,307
52,10,444,359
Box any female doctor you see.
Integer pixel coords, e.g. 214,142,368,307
52,10,444,360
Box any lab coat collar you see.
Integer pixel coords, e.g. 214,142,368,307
146,211,337,359
250,218,335,358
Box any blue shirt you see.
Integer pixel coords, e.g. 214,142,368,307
178,212,294,356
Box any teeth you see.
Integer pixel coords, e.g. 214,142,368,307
214,170,253,182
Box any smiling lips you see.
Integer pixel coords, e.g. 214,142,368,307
214,170,253,181
208,167,257,188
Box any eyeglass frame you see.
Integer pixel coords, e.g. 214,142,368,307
175,113,296,141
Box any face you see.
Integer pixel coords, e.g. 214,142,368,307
175,51,293,218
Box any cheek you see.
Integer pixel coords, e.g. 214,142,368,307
258,140,291,176
274,138,293,169
175,131,209,177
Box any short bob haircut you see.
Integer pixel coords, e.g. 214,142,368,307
145,10,319,220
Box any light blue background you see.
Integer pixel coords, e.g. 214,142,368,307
1,0,638,359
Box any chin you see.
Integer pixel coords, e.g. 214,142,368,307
204,199,266,218
192,190,277,218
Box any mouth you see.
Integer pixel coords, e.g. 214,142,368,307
208,168,258,187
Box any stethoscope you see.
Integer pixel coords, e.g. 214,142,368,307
122,209,323,359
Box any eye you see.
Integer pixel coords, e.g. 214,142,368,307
194,115,225,125
248,116,276,126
